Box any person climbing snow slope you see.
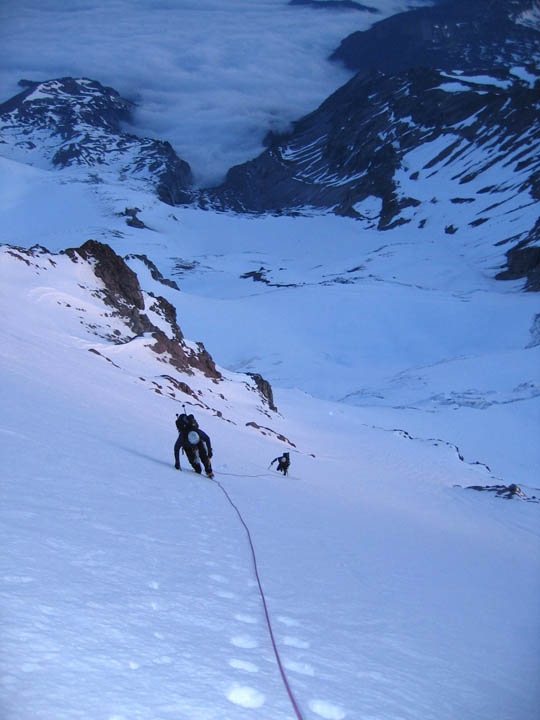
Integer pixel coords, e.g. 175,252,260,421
270,451,290,476
174,413,214,478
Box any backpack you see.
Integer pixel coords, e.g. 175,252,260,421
175,413,189,432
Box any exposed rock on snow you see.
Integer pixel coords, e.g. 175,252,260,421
151,331,221,380
66,239,145,311
245,422,296,447
247,373,278,413
526,313,540,347
125,254,180,291
63,239,222,378
496,218,540,291
121,207,147,229
465,483,539,502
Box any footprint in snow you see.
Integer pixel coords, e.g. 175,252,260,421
227,683,265,709
216,590,236,599
277,615,300,627
234,613,258,624
309,699,346,719
231,635,258,649
228,658,259,673
3,575,34,585
283,636,310,649
209,573,228,584
284,659,315,676
153,656,173,665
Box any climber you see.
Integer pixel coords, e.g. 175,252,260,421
270,451,290,476
174,413,214,478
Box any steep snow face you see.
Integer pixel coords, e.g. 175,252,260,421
1,4,538,718
2,201,540,720
0,243,277,422
2,153,539,491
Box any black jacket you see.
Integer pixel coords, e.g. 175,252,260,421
179,426,212,456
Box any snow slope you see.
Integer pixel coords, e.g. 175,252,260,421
1,155,540,719
3,153,538,485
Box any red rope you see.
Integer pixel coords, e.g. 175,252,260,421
210,476,305,720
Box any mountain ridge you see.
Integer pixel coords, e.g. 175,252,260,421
1,0,539,289
329,0,540,74
0,77,193,205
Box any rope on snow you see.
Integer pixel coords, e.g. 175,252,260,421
208,475,305,720
215,470,272,479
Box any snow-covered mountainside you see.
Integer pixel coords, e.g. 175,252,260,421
2,177,540,720
1,1,539,717
205,64,540,286
3,65,538,288
330,0,540,74
2,152,538,487
0,77,193,204
0,240,276,422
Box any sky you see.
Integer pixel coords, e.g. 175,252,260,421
0,0,431,185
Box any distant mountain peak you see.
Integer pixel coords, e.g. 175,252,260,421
0,77,193,205
329,0,540,74
4,77,131,133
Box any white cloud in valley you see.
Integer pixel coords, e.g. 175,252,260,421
0,0,431,184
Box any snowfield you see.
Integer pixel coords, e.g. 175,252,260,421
1,150,539,719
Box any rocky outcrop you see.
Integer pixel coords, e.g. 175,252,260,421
496,218,540,291
247,372,278,413
465,484,538,502
61,241,281,401
150,331,221,380
0,77,193,205
330,0,540,74
289,0,377,12
121,208,147,229
65,239,146,313
245,422,295,447
526,314,540,347
63,240,222,379
125,253,180,290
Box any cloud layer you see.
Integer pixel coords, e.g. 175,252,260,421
0,0,429,185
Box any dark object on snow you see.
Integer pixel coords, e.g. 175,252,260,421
465,483,538,502
174,413,213,478
270,452,290,476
